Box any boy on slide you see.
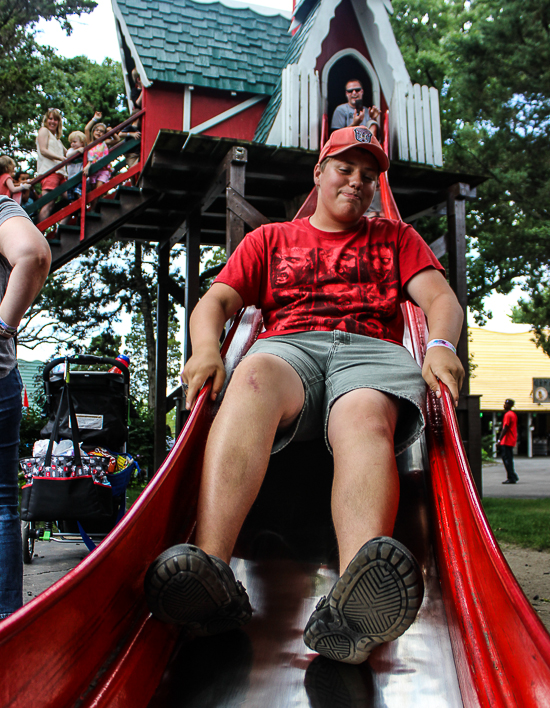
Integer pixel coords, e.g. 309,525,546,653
144,126,464,663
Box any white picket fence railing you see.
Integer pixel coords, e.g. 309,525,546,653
280,64,320,151
278,68,442,168
390,81,443,167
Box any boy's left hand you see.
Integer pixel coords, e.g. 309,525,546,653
422,346,464,406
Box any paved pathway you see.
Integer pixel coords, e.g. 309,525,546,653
483,456,550,498
23,536,89,605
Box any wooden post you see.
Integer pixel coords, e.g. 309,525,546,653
447,182,469,393
225,146,247,256
153,239,170,475
447,182,482,495
184,209,201,364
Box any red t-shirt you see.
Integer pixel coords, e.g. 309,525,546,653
501,410,518,446
215,217,444,345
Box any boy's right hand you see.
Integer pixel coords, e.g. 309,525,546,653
181,348,227,410
94,111,102,120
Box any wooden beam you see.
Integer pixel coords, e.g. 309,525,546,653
226,187,270,230
225,147,248,256
428,233,448,260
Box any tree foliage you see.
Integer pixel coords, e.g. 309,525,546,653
390,0,550,334
0,0,114,153
20,241,183,408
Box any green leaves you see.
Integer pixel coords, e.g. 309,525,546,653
391,0,550,340
0,0,125,156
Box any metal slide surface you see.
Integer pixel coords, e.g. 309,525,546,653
2,188,550,708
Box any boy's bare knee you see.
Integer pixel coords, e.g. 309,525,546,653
228,353,304,421
328,388,399,446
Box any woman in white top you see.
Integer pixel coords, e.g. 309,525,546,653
36,109,67,223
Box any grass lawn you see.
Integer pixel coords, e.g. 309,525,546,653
482,498,550,550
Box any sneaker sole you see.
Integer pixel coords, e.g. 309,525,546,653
144,544,231,625
304,537,424,664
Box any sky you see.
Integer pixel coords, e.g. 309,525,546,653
34,0,293,64
20,0,528,361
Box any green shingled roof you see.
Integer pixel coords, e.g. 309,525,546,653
254,3,319,142
116,0,292,94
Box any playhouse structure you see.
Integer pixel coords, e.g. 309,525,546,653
7,2,550,705
31,0,483,476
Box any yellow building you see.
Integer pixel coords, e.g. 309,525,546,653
469,327,550,456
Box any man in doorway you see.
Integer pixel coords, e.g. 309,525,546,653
498,399,519,484
144,126,464,664
331,79,380,137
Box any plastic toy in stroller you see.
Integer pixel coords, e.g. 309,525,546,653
20,355,140,563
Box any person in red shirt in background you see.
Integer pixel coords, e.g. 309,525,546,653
498,399,519,484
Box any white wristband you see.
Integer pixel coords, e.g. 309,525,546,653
426,339,456,355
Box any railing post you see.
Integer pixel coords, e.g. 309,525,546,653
225,146,247,256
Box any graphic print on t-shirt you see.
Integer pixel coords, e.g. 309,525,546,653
214,216,444,345
269,240,399,339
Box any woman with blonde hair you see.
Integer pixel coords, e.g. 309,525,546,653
36,108,67,223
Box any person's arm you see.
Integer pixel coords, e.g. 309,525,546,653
182,282,244,409
85,111,103,142
4,177,30,195
406,268,465,405
37,127,64,162
0,217,51,332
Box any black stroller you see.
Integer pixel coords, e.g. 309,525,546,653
20,355,138,563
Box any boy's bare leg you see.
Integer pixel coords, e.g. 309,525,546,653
304,389,424,665
327,388,400,574
195,352,305,564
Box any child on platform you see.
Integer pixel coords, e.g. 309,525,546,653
0,158,31,205
84,112,119,208
65,131,87,202
84,113,119,185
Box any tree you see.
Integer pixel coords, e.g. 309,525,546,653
512,284,550,357
19,239,184,408
125,309,182,407
0,0,99,151
389,0,550,329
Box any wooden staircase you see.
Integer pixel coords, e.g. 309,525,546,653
48,185,159,272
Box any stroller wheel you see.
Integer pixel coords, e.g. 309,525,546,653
21,520,36,564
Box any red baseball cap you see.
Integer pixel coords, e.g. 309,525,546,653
318,126,390,172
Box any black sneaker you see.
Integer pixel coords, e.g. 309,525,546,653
144,544,252,635
303,537,424,664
